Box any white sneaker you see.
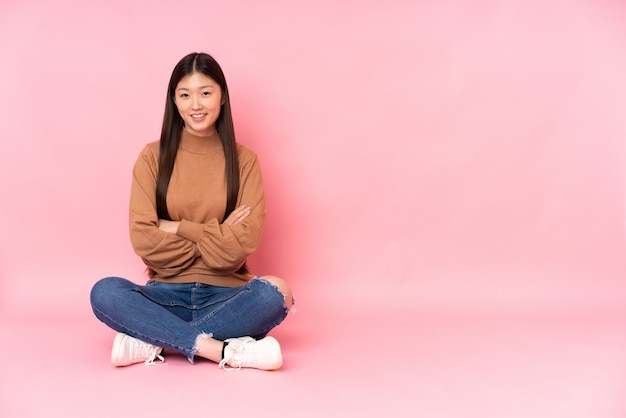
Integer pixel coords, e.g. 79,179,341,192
218,336,283,371
111,333,164,367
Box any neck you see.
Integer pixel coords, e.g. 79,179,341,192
183,126,218,138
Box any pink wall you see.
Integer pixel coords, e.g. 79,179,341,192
1,0,625,314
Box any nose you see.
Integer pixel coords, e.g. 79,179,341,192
191,95,202,109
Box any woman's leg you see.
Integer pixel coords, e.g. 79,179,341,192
90,277,201,360
190,276,293,342
90,276,293,367
192,276,293,369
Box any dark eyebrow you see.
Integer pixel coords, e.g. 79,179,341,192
176,84,215,92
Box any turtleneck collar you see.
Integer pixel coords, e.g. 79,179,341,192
179,128,223,155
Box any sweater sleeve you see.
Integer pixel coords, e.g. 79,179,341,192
129,145,199,278
176,149,267,271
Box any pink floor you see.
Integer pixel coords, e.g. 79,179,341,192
2,283,625,418
1,2,626,416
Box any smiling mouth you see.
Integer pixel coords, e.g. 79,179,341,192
191,114,207,120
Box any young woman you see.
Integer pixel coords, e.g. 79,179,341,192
90,52,293,371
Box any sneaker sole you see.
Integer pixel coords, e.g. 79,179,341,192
110,333,128,366
263,336,283,370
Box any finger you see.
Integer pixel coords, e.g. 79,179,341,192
233,207,251,224
234,205,250,216
227,206,245,219
223,206,250,225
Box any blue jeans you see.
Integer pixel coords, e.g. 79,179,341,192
90,277,291,361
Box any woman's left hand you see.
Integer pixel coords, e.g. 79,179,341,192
158,219,180,234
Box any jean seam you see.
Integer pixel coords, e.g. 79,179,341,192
189,289,246,328
189,280,289,337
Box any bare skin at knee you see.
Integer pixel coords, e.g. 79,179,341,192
260,275,293,308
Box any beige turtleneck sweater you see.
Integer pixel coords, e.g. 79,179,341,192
129,130,266,286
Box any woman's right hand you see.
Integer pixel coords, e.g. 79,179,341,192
222,205,251,225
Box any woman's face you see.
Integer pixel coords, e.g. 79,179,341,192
174,72,223,136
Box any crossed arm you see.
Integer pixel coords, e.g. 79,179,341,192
129,144,266,278
157,205,251,234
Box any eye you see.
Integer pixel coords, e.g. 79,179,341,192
202,91,212,96
179,93,189,98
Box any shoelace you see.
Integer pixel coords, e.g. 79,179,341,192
144,350,165,366
131,341,165,366
218,344,243,371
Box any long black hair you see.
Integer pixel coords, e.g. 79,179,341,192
155,52,240,221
